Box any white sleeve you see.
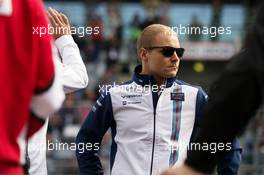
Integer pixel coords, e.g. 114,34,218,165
55,35,88,94
30,58,65,118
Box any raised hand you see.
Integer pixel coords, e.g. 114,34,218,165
47,7,71,39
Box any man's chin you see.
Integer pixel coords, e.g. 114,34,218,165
165,71,177,78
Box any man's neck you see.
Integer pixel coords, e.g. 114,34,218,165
140,70,164,87
153,75,165,87
140,67,165,87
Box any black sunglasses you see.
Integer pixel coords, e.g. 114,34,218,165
144,46,185,58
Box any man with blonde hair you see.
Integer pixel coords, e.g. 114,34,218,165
76,24,240,175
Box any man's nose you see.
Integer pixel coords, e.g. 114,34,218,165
170,52,180,62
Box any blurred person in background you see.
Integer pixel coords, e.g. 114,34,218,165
76,24,240,175
88,14,103,63
0,0,64,174
27,8,88,175
128,14,142,64
188,15,203,41
161,3,264,175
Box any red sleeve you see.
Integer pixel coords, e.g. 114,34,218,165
31,0,54,94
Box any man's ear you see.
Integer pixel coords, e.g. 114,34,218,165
139,48,148,62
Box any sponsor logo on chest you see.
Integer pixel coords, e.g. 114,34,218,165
170,92,185,101
121,94,142,105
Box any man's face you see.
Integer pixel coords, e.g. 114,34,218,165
145,31,181,79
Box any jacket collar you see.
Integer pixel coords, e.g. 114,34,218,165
132,65,177,88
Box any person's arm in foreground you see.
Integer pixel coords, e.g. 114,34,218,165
161,3,264,175
193,89,242,175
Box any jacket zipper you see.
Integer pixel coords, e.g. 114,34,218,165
150,79,166,175
149,107,157,175
150,90,163,175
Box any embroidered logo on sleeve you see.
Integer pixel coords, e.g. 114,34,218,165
0,0,12,16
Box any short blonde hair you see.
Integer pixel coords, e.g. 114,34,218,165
136,24,175,59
